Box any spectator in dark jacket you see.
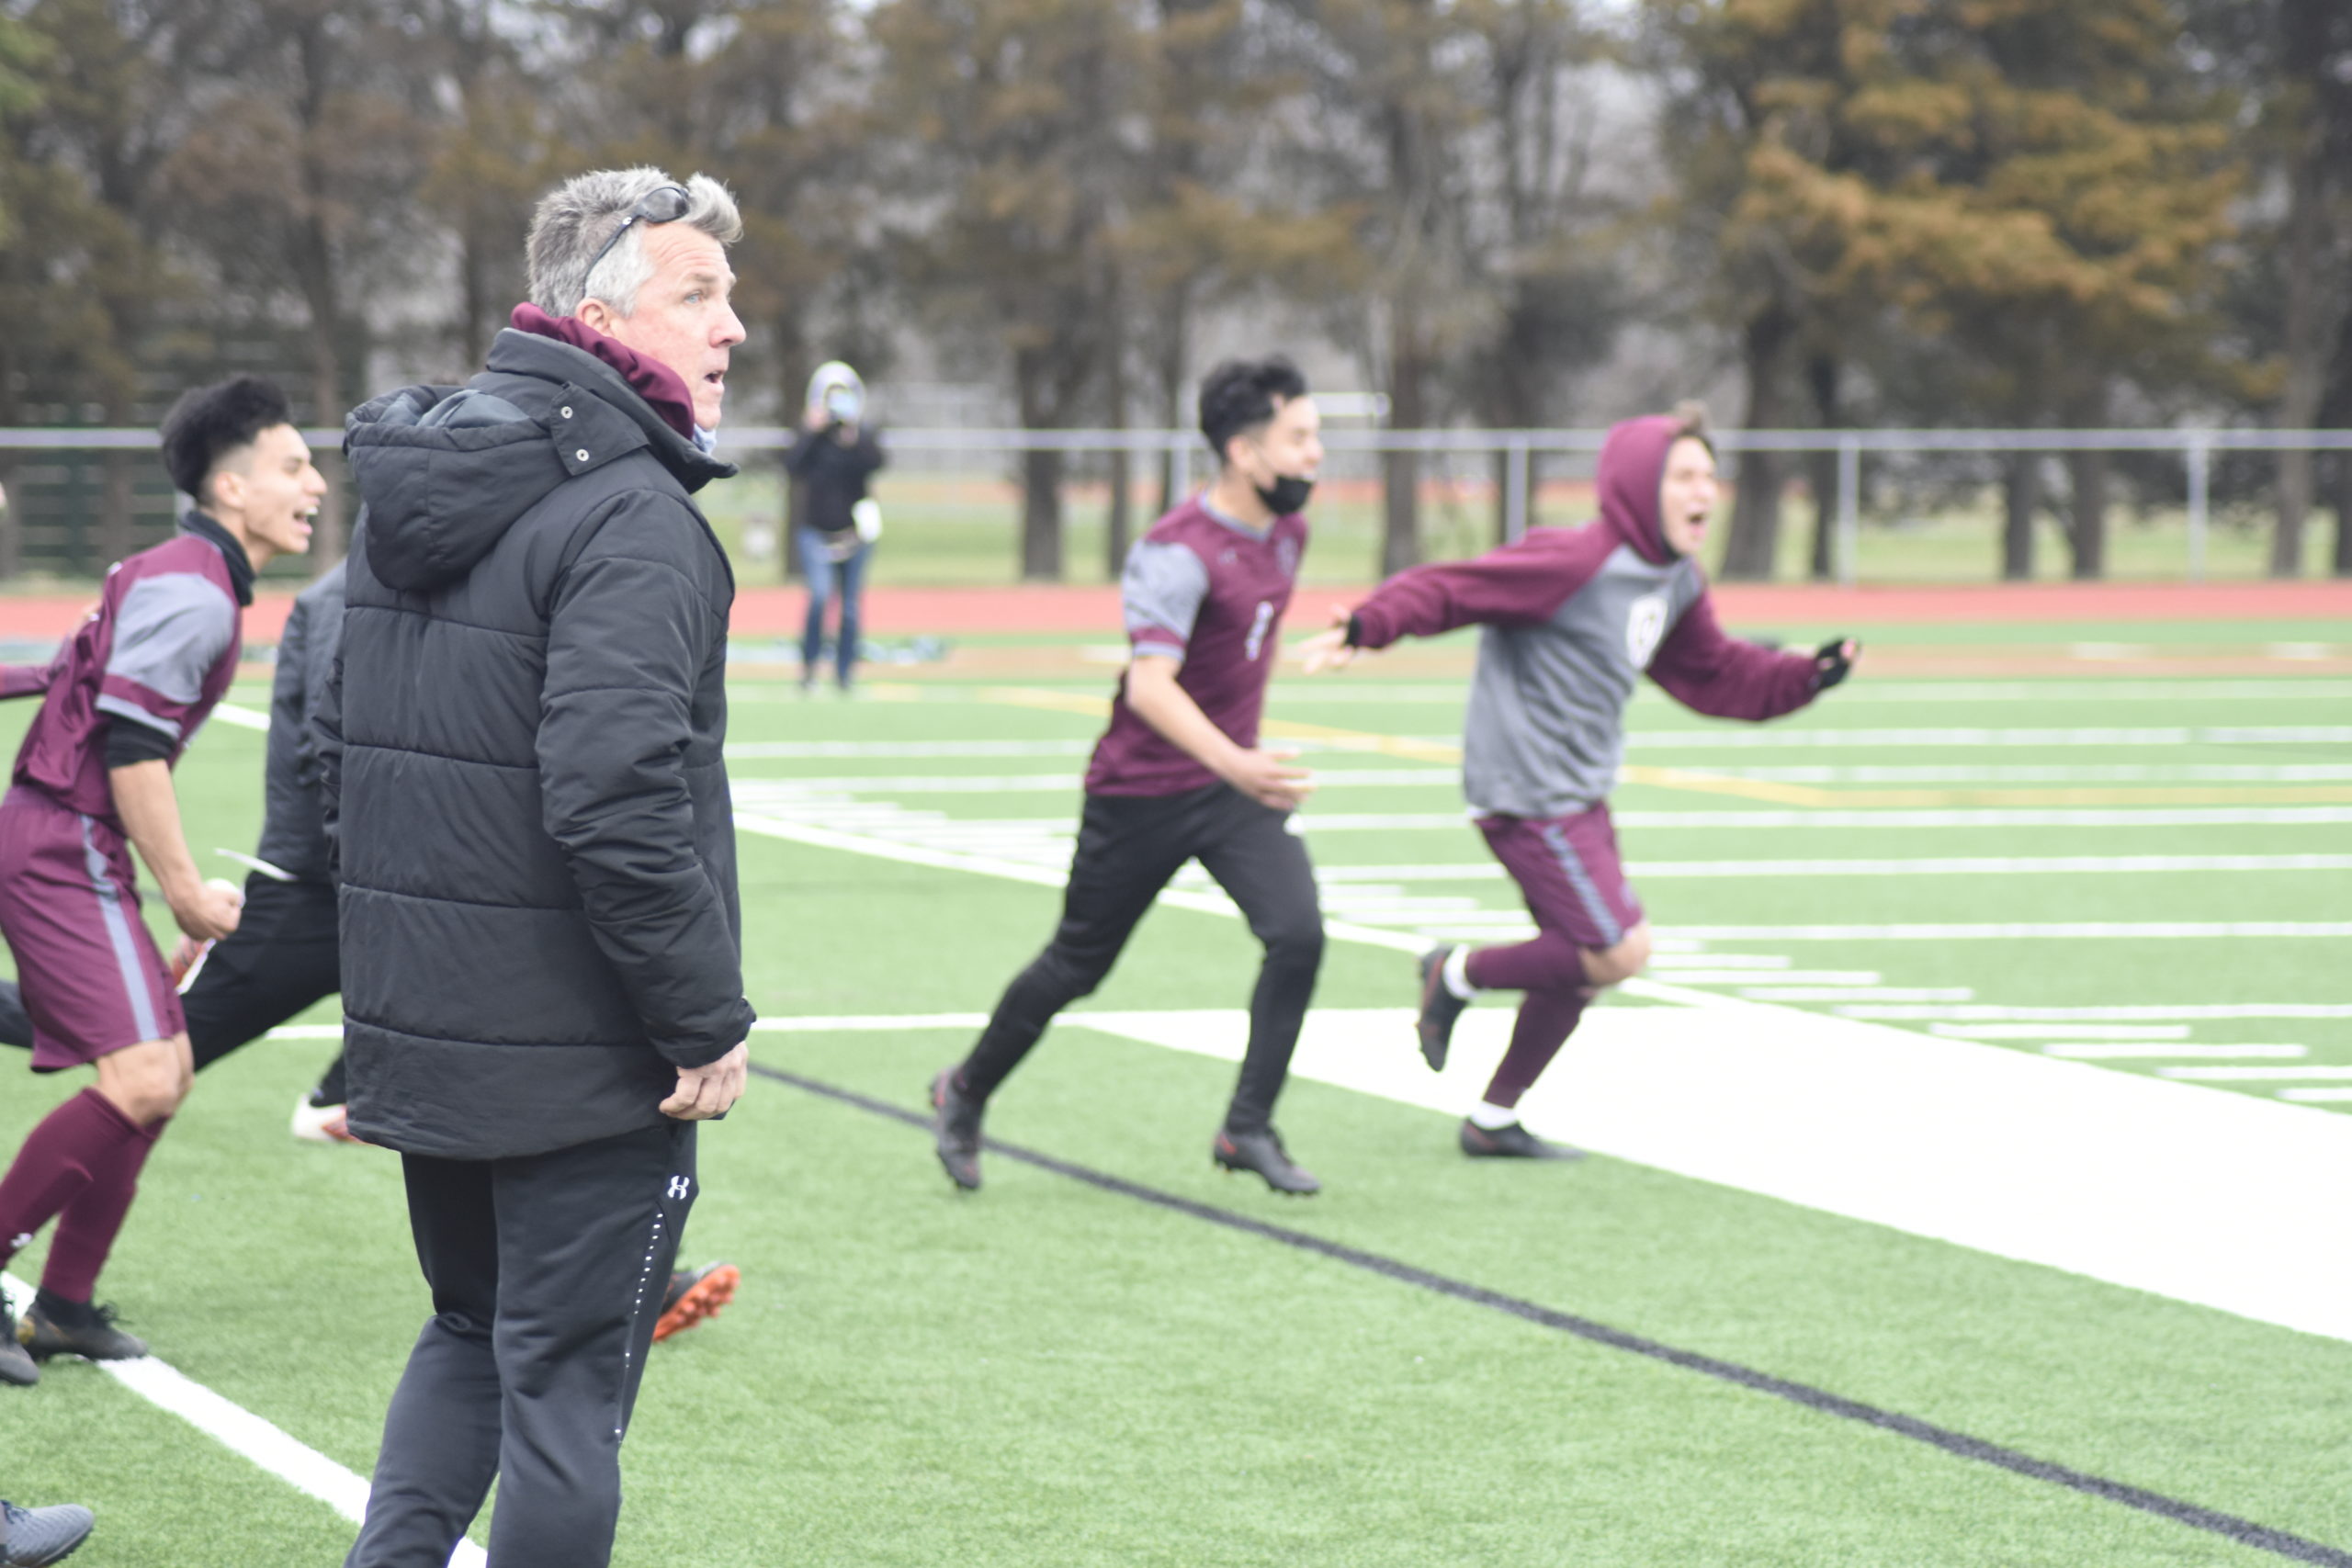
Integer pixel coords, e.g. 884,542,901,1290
782,359,884,693
322,166,754,1568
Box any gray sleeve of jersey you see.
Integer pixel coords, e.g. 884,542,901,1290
97,571,236,738
1121,539,1210,663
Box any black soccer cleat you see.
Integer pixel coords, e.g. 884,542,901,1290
1213,1126,1321,1195
19,1298,146,1362
931,1068,984,1191
0,1306,36,1387
1459,1119,1587,1162
0,1498,95,1564
1417,945,1469,1072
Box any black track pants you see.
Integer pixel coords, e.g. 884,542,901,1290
958,783,1325,1133
184,874,341,1071
345,1121,695,1568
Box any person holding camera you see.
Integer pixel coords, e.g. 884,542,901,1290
784,360,886,694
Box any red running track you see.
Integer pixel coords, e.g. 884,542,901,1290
0,579,2346,643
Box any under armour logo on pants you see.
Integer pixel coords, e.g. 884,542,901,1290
666,1176,691,1200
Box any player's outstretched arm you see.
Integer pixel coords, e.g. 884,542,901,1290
110,759,242,942
1125,655,1314,810
1650,592,1854,721
1297,604,1362,674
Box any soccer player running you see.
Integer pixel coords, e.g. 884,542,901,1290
1299,408,1859,1158
932,356,1330,1194
0,377,321,1386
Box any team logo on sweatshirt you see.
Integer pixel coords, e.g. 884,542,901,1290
1625,593,1668,670
1276,537,1300,578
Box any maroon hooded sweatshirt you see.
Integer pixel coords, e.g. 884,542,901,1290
1347,414,1820,817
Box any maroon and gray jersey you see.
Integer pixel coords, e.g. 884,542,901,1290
7,513,250,826
1349,415,1819,818
1085,496,1308,796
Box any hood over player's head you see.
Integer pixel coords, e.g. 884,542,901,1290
1202,355,1322,528
1597,401,1717,567
159,375,326,571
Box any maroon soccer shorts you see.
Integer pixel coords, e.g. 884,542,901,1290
0,786,185,1068
1476,802,1645,953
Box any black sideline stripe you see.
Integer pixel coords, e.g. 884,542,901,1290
748,1062,2352,1568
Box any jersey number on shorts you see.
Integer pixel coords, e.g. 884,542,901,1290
1244,600,1275,662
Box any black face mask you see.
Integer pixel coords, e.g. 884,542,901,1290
1256,473,1315,515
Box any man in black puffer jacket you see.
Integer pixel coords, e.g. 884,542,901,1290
322,167,755,1568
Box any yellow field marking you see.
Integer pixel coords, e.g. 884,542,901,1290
971,688,2352,808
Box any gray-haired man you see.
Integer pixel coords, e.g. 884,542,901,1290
324,167,754,1568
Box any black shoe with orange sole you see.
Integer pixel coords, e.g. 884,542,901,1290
653,1263,740,1343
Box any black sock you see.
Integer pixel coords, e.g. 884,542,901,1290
31,1287,93,1325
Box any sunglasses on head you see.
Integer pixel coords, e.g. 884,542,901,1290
582,184,691,295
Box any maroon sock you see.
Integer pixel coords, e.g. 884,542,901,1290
0,1089,145,1269
1464,932,1588,993
41,1113,165,1303
1480,987,1589,1111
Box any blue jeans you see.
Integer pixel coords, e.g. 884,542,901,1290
797,527,869,685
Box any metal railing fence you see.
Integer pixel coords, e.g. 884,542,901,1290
5,424,2350,585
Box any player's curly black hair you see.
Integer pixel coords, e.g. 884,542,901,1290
1198,356,1308,464
158,377,293,501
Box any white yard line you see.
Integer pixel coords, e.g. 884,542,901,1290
734,812,2352,1342
2158,1066,2352,1082
1839,1004,2352,1021
1930,1024,2192,1040
1296,807,2352,829
1659,922,2352,941
1620,726,2352,749
1287,680,2352,705
209,702,271,732
2049,1045,2310,1060
1738,986,1975,1001
0,1274,484,1568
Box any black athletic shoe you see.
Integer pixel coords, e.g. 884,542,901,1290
1213,1126,1321,1195
1417,945,1469,1071
0,1498,95,1564
0,1307,35,1387
931,1068,984,1191
19,1299,146,1362
1459,1119,1587,1161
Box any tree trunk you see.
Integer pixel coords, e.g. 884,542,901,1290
1804,354,1838,581
0,458,19,581
1382,303,1428,578
307,323,347,572
2067,447,2109,581
1156,286,1190,517
1719,303,1795,580
98,450,135,570
2333,450,2352,578
1104,295,1132,578
2001,454,2041,581
2271,107,2332,579
1022,448,1064,581
1015,347,1064,581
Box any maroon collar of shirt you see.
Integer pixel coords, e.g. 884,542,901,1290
507,303,697,441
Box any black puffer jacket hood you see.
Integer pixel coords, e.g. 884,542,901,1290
345,330,733,594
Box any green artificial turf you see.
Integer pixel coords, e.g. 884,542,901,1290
0,633,2346,1565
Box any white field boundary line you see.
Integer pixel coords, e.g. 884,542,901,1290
1294,854,2352,878
730,809,2352,1340
725,1005,2352,1345
1614,726,2352,749
0,1272,485,1568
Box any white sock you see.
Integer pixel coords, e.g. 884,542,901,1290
1468,1100,1518,1131
1442,944,1477,1001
